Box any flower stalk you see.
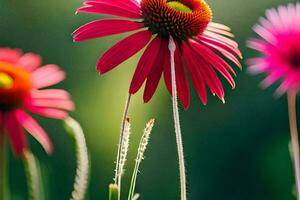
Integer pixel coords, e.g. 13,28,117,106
115,94,132,200
64,117,90,200
0,129,7,200
288,90,300,200
169,36,187,200
127,119,155,200
118,118,131,181
23,150,43,200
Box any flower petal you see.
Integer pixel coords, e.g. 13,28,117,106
203,31,238,48
27,106,68,120
30,99,75,111
190,40,236,89
77,0,142,19
97,30,152,74
4,111,27,155
197,35,242,68
0,48,22,64
14,110,53,154
17,53,42,72
208,22,231,31
0,112,3,128
206,26,235,37
31,64,65,88
143,40,168,103
73,19,144,42
182,43,207,105
197,58,225,100
30,89,71,100
129,37,161,94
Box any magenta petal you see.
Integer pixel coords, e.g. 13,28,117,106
208,22,231,31
84,0,141,13
0,48,22,64
4,111,27,156
206,27,235,38
203,31,239,48
143,40,168,102
77,1,142,19
73,19,144,42
173,45,190,109
261,70,283,88
30,99,75,111
0,112,3,128
129,37,161,94
97,30,152,74
26,104,68,120
30,89,71,100
182,43,208,105
17,53,42,72
14,110,53,154
198,58,225,100
198,36,242,68
31,64,65,88
190,40,236,89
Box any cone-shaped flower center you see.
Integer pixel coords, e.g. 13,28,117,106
0,72,13,89
166,1,192,12
141,0,212,40
290,51,300,68
0,62,32,111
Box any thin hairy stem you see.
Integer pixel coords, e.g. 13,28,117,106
114,94,132,200
64,117,89,200
169,36,187,200
127,119,154,200
23,150,43,200
288,90,300,199
0,130,6,200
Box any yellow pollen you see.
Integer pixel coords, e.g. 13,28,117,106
167,1,192,13
0,72,14,89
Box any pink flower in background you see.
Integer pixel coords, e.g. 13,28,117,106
248,3,300,94
73,0,242,109
0,48,74,155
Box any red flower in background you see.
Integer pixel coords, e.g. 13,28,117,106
74,0,242,108
0,48,74,155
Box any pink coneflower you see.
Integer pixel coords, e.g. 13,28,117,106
247,3,300,94
0,48,74,156
74,1,241,199
247,3,300,199
73,0,242,108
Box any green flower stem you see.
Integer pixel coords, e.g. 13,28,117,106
127,119,154,200
64,117,89,200
169,36,187,200
0,129,7,200
127,162,139,200
23,150,43,200
288,90,300,200
115,94,132,200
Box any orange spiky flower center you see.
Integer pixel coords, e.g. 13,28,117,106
141,0,212,40
0,62,32,111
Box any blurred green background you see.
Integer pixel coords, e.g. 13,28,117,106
1,0,299,199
